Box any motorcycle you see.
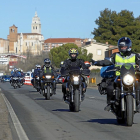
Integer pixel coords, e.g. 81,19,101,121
41,71,56,100
106,63,140,126
33,76,40,92
19,77,25,86
11,77,19,89
64,68,90,112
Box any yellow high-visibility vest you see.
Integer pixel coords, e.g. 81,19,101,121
115,53,135,76
44,66,52,73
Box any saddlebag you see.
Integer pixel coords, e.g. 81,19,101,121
98,78,112,95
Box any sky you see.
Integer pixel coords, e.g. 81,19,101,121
0,0,140,40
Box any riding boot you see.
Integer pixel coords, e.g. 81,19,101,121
41,80,44,90
104,95,112,111
40,89,43,94
53,81,56,94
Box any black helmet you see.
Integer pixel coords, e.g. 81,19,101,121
68,48,78,60
44,58,51,67
118,37,132,54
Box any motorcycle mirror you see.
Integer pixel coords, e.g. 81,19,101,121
115,66,120,70
61,64,65,68
104,57,114,64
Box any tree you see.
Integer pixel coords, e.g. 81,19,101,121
15,51,49,72
92,8,140,52
50,43,93,68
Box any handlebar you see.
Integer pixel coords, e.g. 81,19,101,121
106,66,140,73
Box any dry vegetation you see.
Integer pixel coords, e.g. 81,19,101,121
15,51,50,72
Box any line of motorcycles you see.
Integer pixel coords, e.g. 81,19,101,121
32,68,89,112
31,63,140,126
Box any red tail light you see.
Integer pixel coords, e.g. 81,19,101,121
62,78,65,83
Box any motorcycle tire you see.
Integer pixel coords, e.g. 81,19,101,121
74,89,80,112
45,86,50,100
125,95,134,126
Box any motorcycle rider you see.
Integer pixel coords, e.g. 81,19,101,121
18,68,24,85
10,68,16,85
10,68,21,85
60,48,90,100
91,37,140,112
32,65,41,90
40,58,57,94
84,61,91,84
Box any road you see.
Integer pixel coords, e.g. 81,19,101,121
0,82,140,140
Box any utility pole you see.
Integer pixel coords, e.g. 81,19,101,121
20,36,21,55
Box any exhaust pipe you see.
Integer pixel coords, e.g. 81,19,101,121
121,97,125,111
133,98,136,111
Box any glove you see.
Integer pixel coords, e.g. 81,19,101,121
90,59,96,65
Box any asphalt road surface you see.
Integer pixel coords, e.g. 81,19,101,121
0,82,140,140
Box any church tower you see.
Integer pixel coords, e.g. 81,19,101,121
8,24,18,53
31,12,41,34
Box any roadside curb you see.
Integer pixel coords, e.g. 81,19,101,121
0,88,13,140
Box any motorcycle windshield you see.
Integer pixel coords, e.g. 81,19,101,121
69,67,90,76
69,67,81,75
120,63,135,77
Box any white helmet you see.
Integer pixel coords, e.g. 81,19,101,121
36,64,41,69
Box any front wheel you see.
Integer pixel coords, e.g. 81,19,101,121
125,95,134,126
13,83,17,89
18,83,21,88
74,90,80,112
45,86,50,100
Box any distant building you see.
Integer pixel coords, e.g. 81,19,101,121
7,12,44,55
31,11,41,34
0,12,44,72
43,38,83,51
107,45,119,57
16,32,44,55
7,24,18,53
82,41,109,69
0,38,9,53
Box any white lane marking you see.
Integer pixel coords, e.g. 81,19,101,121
1,93,29,140
89,97,95,98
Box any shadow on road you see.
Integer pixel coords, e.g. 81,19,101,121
87,118,117,125
52,109,71,112
85,118,139,127
34,98,46,100
29,90,38,92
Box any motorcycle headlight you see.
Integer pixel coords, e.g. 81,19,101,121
73,76,79,81
73,76,79,85
45,75,51,79
123,74,134,85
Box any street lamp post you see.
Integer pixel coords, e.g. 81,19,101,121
20,36,22,55
50,53,53,65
